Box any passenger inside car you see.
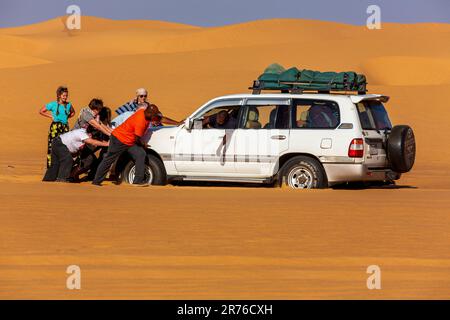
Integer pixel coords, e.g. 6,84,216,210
203,110,237,129
261,106,290,129
306,104,339,128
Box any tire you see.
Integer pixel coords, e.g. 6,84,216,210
387,125,416,173
122,154,167,185
279,156,327,189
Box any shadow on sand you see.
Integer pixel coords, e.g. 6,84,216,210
171,180,418,190
331,182,418,190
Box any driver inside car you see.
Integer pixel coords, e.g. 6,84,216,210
203,110,237,129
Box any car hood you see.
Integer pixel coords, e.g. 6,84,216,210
142,125,179,145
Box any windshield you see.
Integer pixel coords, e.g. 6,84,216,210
356,100,392,130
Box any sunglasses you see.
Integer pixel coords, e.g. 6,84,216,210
138,95,147,98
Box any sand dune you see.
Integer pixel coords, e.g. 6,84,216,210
0,16,202,62
363,56,450,85
2,17,449,64
0,34,51,68
0,34,48,55
0,51,51,69
0,16,449,299
0,16,199,35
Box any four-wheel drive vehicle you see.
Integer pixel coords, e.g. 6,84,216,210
112,92,416,189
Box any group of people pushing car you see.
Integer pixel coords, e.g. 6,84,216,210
39,86,182,187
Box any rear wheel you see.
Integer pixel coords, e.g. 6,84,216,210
280,156,327,189
122,154,166,185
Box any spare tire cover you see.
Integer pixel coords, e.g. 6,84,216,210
387,125,416,173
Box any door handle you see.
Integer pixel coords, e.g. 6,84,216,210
218,136,225,139
271,135,286,140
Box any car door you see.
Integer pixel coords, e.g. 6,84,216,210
289,98,342,163
355,99,392,168
233,98,291,177
173,99,242,175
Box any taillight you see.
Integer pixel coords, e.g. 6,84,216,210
348,138,364,158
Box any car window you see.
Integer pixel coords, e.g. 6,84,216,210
293,99,340,129
356,101,392,130
239,105,290,129
200,105,240,129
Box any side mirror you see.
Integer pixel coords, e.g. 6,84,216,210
193,119,203,130
185,118,204,130
184,118,193,130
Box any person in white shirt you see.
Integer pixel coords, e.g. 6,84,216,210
43,126,109,182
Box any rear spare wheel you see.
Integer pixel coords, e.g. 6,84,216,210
387,125,416,173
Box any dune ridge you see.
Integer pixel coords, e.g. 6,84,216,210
1,16,449,67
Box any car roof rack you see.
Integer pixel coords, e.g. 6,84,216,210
249,80,368,95
249,64,368,96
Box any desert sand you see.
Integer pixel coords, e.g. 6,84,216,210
0,16,449,299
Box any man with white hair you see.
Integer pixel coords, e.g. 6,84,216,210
114,88,182,126
115,88,149,115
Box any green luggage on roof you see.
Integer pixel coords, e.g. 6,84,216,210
262,63,286,75
252,63,367,94
279,67,301,82
258,63,286,83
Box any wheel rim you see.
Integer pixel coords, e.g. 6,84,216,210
128,165,153,185
287,166,314,189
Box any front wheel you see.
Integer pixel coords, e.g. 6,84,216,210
122,154,167,185
279,156,327,189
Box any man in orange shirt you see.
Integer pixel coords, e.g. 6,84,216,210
92,103,159,186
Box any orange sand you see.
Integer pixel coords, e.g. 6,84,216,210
0,16,449,299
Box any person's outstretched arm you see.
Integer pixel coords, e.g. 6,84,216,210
84,138,109,148
161,116,182,126
69,105,76,118
39,106,53,119
100,122,113,134
88,119,112,136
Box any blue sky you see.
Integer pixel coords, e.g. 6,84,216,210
0,0,449,28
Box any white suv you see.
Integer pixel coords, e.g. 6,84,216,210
114,93,416,189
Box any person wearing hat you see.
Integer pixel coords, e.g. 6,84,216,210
114,88,182,126
115,88,149,115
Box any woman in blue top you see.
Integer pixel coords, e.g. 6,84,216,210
39,86,75,168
